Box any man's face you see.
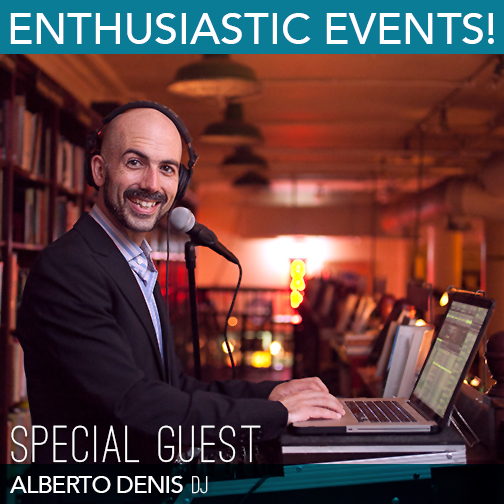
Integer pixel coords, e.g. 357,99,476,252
92,108,183,244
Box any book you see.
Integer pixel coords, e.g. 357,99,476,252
31,113,43,175
9,253,18,329
56,138,86,191
2,100,13,162
73,145,85,192
44,127,52,178
66,200,80,229
13,187,47,244
10,339,27,404
33,189,48,245
20,109,33,172
62,140,74,189
17,268,29,319
24,188,34,243
54,197,81,238
11,95,26,166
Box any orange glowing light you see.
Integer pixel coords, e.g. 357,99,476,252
251,351,271,368
440,292,449,307
228,316,238,327
269,341,282,356
290,259,306,308
290,259,306,277
291,314,302,325
415,319,427,327
470,377,481,387
290,277,306,291
222,341,234,354
290,290,303,309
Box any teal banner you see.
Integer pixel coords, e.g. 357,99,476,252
0,0,501,53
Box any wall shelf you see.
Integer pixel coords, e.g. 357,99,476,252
12,242,46,252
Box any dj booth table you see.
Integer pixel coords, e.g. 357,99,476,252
281,426,467,465
174,427,468,504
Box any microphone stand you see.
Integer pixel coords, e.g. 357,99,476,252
185,240,202,381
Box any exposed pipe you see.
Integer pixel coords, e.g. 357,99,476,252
381,156,504,232
381,179,451,232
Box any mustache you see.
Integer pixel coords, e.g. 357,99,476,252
124,187,167,204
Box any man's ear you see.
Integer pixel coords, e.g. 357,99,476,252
90,155,107,188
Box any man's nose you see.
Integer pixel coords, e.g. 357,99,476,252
139,166,160,193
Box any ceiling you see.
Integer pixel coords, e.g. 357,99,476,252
29,54,504,207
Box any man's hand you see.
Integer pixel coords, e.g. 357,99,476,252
268,377,345,424
278,390,346,424
268,377,328,401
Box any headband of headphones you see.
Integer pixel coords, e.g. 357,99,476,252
85,100,198,199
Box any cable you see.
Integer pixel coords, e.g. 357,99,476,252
223,263,242,380
164,209,173,385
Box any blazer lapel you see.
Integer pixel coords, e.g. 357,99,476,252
74,214,166,379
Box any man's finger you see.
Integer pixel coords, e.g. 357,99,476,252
302,377,329,393
287,377,329,394
307,407,342,420
280,390,346,419
287,405,343,424
289,389,345,413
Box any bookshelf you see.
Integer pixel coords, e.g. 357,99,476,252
0,55,100,468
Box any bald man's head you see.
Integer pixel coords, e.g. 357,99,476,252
90,107,183,244
99,108,183,164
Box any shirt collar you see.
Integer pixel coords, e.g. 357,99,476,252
89,204,152,267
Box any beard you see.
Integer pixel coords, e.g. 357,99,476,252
102,170,170,233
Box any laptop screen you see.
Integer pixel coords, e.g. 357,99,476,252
410,294,493,422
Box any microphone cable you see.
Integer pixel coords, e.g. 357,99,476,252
164,208,174,385
167,207,242,380
223,262,242,380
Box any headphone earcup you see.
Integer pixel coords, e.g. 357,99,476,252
176,165,192,201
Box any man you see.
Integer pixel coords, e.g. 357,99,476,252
17,104,344,464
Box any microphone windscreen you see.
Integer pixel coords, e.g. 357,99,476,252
171,207,195,233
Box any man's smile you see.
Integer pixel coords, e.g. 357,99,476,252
126,196,162,215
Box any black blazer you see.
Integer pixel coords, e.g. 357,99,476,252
17,213,288,463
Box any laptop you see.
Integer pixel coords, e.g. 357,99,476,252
292,291,495,434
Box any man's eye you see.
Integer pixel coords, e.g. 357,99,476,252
126,159,142,168
161,165,176,174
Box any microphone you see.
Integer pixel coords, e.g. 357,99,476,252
171,207,239,265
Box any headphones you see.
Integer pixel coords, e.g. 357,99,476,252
85,101,198,201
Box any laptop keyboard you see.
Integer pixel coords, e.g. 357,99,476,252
346,400,417,423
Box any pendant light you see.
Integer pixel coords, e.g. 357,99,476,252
233,170,270,187
222,146,268,171
167,55,261,99
222,146,270,187
201,102,263,146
